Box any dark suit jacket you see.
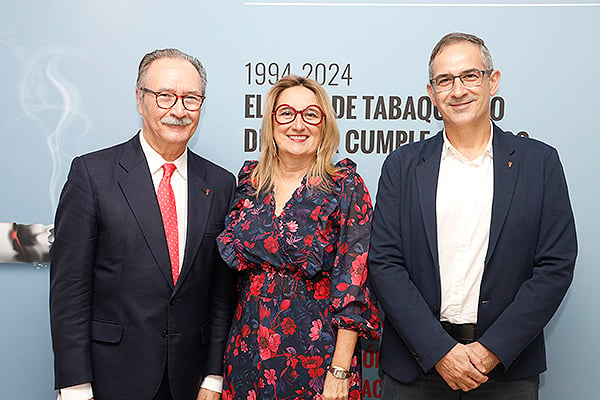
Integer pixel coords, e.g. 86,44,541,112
50,134,237,400
368,125,577,383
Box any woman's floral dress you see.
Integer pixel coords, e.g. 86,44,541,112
217,158,380,400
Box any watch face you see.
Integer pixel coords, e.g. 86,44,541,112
329,366,350,379
333,369,346,379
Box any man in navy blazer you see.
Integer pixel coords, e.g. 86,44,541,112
369,33,577,399
50,49,237,400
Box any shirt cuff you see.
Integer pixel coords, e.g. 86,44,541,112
58,383,93,400
200,374,223,393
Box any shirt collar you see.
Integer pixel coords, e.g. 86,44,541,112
441,122,494,165
139,130,188,179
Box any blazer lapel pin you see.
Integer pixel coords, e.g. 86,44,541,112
205,188,211,196
508,161,513,168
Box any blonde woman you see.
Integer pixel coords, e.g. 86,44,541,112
217,75,380,400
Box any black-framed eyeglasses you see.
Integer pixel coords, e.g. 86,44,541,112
272,104,324,126
141,88,205,111
430,69,493,93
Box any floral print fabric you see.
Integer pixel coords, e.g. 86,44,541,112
217,159,380,400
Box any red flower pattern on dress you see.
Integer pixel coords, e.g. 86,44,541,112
338,242,348,255
258,302,271,321
286,220,298,233
309,319,322,341
233,335,242,356
299,355,325,378
350,252,367,286
249,274,265,296
241,324,251,338
217,159,380,400
303,235,313,246
264,369,277,385
258,325,281,360
241,220,251,231
263,234,279,253
313,278,330,300
218,234,232,244
310,206,322,221
281,317,297,335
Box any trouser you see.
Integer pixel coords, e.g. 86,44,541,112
381,370,539,400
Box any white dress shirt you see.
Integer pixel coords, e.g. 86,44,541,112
436,124,494,325
58,132,221,399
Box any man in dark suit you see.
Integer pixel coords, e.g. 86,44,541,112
50,49,237,400
368,33,577,399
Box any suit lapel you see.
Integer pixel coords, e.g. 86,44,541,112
416,133,443,273
175,152,213,290
118,134,174,289
486,125,518,263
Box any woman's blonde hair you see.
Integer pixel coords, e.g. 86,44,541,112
251,75,340,195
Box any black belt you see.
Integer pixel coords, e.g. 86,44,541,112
441,322,477,344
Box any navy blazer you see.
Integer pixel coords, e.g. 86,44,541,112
50,134,237,400
368,125,577,383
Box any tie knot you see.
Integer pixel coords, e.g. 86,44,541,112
163,163,176,178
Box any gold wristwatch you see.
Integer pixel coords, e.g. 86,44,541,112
327,365,351,379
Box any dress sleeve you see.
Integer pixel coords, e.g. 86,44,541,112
329,160,381,340
216,161,257,270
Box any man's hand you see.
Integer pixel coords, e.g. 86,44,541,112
196,388,221,400
435,343,488,392
465,342,500,375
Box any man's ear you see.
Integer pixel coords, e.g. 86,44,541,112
488,69,501,96
426,83,438,107
136,88,144,115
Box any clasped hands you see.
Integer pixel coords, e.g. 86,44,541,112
434,342,500,392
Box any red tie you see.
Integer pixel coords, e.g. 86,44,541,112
157,163,179,284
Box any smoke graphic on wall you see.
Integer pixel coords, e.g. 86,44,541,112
18,47,90,210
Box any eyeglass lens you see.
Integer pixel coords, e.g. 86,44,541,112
433,70,487,92
274,105,323,125
155,93,203,111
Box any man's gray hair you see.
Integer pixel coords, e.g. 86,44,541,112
429,32,494,79
136,48,207,95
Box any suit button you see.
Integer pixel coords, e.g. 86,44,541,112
433,305,440,313
170,298,177,305
162,329,169,338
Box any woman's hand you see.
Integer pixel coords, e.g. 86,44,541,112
321,371,350,400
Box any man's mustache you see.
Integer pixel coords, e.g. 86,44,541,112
161,116,193,126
